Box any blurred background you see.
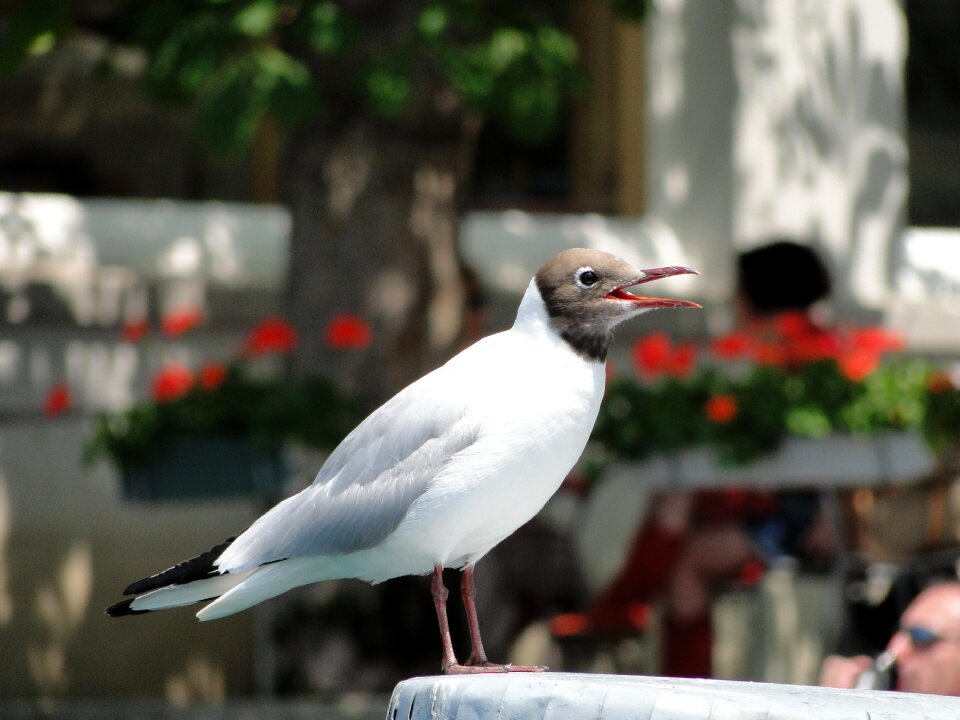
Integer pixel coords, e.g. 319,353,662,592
2,0,960,715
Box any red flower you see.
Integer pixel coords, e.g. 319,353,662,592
667,343,697,378
751,342,786,366
244,318,299,356
774,311,814,340
44,384,72,416
121,319,149,343
850,327,906,354
161,308,203,337
838,350,880,381
711,331,752,359
632,333,672,376
199,362,228,390
790,331,841,363
705,394,739,424
151,364,194,402
325,314,372,350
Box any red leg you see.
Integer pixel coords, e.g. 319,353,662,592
459,565,546,673
461,566,491,666
431,564,461,673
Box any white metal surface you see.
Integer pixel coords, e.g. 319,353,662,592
388,673,960,720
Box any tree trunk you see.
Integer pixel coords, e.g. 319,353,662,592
284,116,478,402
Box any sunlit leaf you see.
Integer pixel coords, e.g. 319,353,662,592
0,0,71,77
255,48,319,128
233,0,279,37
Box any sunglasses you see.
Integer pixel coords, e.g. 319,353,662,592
900,626,952,650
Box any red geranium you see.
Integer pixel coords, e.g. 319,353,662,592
667,343,697,378
751,342,786,366
705,394,739,424
198,362,228,390
838,349,880,382
774,311,814,340
151,364,194,402
789,331,841,363
161,308,203,337
632,333,672,376
121,319,149,343
244,318,299,356
711,331,752,359
44,383,72,416
850,327,906,354
325,314,372,350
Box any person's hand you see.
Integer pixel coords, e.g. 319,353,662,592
818,654,873,688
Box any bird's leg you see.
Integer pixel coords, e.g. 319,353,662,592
431,564,461,673
459,565,547,673
461,565,491,666
432,564,535,674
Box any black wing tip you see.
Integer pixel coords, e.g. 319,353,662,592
121,536,236,596
105,598,151,617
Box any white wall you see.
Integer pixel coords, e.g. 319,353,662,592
0,194,289,697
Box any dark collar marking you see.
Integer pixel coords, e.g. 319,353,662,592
559,329,608,362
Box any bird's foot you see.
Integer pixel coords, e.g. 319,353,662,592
442,661,547,675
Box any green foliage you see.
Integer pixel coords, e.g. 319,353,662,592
0,0,71,76
2,0,652,154
86,367,365,470
593,359,960,467
441,24,583,145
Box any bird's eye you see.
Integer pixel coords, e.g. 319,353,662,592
575,267,599,289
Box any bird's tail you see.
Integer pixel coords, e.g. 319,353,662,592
108,540,341,621
196,557,333,621
106,537,247,617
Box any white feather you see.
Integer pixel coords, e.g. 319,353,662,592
187,279,604,618
130,572,251,612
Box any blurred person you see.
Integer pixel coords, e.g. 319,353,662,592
584,240,837,678
819,581,960,695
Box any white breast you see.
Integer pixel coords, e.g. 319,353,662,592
375,281,606,574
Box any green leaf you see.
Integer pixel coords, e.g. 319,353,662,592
233,0,279,37
0,0,71,77
196,59,267,155
418,5,448,39
487,28,528,72
255,48,319,128
365,65,411,117
301,1,350,55
146,11,230,99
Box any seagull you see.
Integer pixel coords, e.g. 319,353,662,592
107,248,699,674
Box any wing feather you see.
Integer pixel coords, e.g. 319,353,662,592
216,369,478,572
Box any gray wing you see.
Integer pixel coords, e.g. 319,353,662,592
216,372,478,572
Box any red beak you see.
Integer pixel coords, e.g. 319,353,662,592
605,265,701,309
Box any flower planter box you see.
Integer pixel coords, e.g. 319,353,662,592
121,437,288,501
605,431,937,491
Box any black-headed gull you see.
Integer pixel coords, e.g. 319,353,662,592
107,248,699,674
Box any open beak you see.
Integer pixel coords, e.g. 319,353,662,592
605,265,701,309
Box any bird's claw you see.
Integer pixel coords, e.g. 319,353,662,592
442,661,547,675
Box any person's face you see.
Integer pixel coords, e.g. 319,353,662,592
887,586,960,696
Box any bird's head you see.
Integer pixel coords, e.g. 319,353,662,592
534,248,700,360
